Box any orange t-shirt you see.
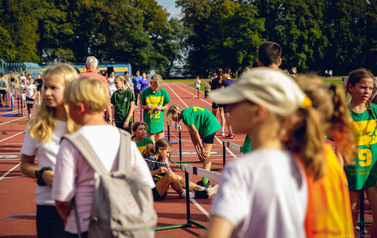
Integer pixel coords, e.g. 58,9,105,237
305,143,354,238
80,71,110,93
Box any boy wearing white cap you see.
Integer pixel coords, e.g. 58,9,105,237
203,68,324,238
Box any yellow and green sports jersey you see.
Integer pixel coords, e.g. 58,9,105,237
133,137,154,158
346,103,377,190
181,106,221,138
141,87,171,134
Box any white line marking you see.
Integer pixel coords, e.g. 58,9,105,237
168,83,238,159
0,131,25,143
1,175,25,179
0,162,21,182
0,116,27,126
190,198,210,218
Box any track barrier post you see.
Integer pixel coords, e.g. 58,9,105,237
2,96,23,117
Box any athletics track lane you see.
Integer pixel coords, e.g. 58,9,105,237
0,82,246,237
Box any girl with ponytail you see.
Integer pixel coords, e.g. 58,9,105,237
204,68,324,238
146,139,209,201
297,75,354,237
345,68,377,235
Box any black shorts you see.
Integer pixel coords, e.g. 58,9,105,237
152,187,167,201
212,102,225,109
115,121,133,133
203,132,216,144
0,89,6,95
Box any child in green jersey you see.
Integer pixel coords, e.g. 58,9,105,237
140,74,171,143
346,68,377,235
111,75,135,133
166,105,221,187
132,122,154,158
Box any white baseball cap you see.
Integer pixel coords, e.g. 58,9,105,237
209,68,311,116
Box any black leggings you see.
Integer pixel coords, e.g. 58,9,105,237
26,97,34,114
36,205,65,238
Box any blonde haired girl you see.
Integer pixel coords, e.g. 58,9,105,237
140,74,171,143
20,63,78,238
111,75,135,133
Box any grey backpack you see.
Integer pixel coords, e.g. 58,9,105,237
63,129,157,238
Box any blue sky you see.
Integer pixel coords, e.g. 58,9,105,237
156,0,182,18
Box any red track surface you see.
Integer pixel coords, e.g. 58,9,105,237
0,82,245,238
0,82,370,237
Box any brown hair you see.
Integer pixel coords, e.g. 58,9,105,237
297,75,356,165
150,139,171,158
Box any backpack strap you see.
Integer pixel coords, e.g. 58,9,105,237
62,133,108,175
117,129,132,172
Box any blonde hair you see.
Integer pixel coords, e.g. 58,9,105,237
297,75,356,165
114,75,126,90
286,107,325,181
166,104,183,123
149,74,164,85
64,77,109,113
28,64,78,143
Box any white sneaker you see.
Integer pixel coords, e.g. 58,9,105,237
220,131,225,136
206,184,219,196
135,105,138,108
180,190,195,199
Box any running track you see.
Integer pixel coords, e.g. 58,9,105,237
0,81,245,237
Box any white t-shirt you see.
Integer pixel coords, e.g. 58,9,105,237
107,77,117,96
211,149,307,238
21,120,67,206
25,84,36,98
52,125,155,234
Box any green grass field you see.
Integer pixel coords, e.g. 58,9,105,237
186,78,344,91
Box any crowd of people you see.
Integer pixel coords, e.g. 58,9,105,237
12,40,377,238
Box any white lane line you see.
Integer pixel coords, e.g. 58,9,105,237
176,82,212,106
0,131,25,143
190,198,210,218
170,83,238,159
0,116,27,126
1,175,25,179
0,162,21,182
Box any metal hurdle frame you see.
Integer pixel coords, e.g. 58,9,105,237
222,140,242,166
2,95,23,117
155,164,222,231
0,93,12,111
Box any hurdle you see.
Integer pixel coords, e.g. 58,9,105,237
0,93,12,111
2,96,23,117
222,141,242,166
155,164,221,231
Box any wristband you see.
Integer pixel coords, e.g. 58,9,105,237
35,167,52,186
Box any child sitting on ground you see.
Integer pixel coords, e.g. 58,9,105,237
145,139,217,200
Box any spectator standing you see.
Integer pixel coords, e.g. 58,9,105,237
80,56,112,123
140,72,149,92
132,71,142,107
0,73,8,107
107,71,117,96
140,74,171,143
20,64,78,238
52,77,154,237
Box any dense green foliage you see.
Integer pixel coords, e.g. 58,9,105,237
1,0,377,76
178,0,377,76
